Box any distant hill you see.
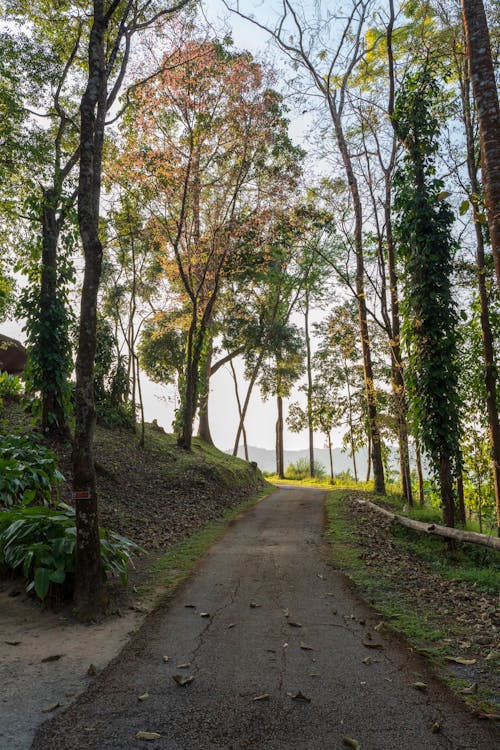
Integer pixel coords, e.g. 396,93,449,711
228,445,369,476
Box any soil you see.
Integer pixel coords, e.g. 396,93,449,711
341,491,500,714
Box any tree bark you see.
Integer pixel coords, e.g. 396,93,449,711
73,5,108,618
198,337,214,445
415,436,425,507
229,359,249,461
327,432,334,481
233,350,264,456
457,466,466,527
276,394,285,479
304,291,315,477
440,453,455,528
462,0,500,294
461,56,500,537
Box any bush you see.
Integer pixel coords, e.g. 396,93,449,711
0,433,64,507
286,458,326,480
0,373,22,400
0,504,141,600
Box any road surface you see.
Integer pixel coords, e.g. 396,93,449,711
31,486,498,749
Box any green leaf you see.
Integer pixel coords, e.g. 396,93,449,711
459,200,469,216
34,567,51,599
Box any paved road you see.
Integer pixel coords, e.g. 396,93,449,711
32,486,498,749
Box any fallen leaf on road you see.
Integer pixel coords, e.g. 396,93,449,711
343,736,360,749
253,693,270,701
176,663,191,669
362,640,383,649
373,621,384,632
460,683,478,695
200,612,210,618
412,682,427,691
287,691,311,702
162,656,169,663
317,573,324,579
135,731,162,741
282,608,290,617
41,654,63,663
249,601,261,608
361,657,372,665
138,693,149,701
172,674,194,686
184,604,196,609
309,672,320,677
87,664,98,676
300,642,315,651
445,656,476,665
228,623,236,629
431,722,441,733
288,621,302,628
42,703,60,713
5,640,21,646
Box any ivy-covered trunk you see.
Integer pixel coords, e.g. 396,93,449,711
73,4,108,618
40,191,71,438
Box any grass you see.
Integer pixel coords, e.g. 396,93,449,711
324,487,500,713
136,484,275,601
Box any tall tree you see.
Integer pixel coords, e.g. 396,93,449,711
73,0,193,619
394,66,460,528
461,0,500,294
115,38,302,450
228,0,386,492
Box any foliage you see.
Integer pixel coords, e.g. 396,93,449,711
0,503,141,599
16,217,77,432
0,433,64,507
94,315,133,429
286,457,326,480
393,67,460,485
0,372,22,400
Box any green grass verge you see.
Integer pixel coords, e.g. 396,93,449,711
325,488,500,713
137,484,275,600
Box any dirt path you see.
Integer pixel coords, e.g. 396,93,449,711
31,487,498,749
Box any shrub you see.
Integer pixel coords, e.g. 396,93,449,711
286,458,326,480
0,373,22,400
0,504,141,600
0,433,65,507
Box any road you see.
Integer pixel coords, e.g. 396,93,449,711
31,486,498,749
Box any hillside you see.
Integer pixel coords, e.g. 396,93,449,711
232,444,369,476
2,401,266,552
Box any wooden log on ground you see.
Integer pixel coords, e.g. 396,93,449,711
354,498,500,551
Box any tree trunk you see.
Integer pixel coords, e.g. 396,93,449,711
462,0,500,294
461,59,500,537
327,432,334,481
304,291,315,477
40,191,70,438
366,430,371,483
276,394,285,479
329,109,385,493
345,368,358,482
198,338,214,445
415,436,425,507
233,351,264,456
230,359,249,461
73,6,108,618
440,453,455,528
457,467,466,527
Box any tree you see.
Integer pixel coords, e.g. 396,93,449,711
461,0,500,294
394,66,460,528
72,0,193,619
115,37,303,450
228,0,386,493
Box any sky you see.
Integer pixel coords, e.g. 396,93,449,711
3,0,347,458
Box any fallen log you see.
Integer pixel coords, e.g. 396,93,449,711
354,498,500,552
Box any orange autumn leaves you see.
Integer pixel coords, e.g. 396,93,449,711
111,38,303,320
